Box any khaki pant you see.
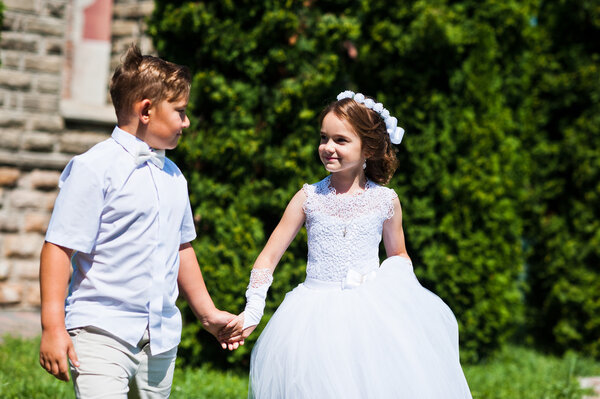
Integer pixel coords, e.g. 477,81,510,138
69,326,177,399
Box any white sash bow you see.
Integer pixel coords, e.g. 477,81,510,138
342,269,377,290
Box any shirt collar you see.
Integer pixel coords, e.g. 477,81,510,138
111,126,150,157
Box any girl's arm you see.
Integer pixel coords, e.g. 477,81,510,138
249,188,307,273
219,189,307,342
382,196,411,259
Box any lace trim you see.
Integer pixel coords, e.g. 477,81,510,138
303,176,396,220
248,268,273,288
326,175,372,197
301,183,312,214
386,190,398,220
299,176,401,282
300,177,401,282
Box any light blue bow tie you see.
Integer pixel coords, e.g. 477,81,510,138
134,143,165,169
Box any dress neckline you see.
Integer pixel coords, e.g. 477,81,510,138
325,175,372,197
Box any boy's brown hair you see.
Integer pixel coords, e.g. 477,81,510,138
320,97,399,185
110,44,191,123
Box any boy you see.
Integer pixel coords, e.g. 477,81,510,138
39,45,237,398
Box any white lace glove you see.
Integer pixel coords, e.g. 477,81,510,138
242,268,273,330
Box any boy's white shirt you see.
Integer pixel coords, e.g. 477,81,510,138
46,126,196,355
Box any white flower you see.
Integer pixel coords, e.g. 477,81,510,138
335,90,405,145
385,116,398,137
389,126,404,144
336,90,355,101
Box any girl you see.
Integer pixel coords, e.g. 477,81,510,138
224,91,472,398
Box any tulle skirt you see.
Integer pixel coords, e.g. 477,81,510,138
248,256,472,399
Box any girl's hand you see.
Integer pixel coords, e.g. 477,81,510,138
241,324,257,340
217,313,244,350
218,312,257,350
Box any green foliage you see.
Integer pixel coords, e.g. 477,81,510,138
0,2,3,62
0,336,248,399
150,0,363,367
149,0,528,365
519,0,600,357
463,345,600,399
0,336,75,398
149,0,600,366
3,337,599,399
171,364,248,399
353,0,533,361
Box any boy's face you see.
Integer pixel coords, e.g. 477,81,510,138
145,97,190,150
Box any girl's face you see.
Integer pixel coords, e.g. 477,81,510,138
319,112,366,175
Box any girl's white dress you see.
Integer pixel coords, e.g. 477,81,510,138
249,176,472,398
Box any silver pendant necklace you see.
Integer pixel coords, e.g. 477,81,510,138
329,176,369,238
342,212,357,238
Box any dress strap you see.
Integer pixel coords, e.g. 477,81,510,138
384,187,399,219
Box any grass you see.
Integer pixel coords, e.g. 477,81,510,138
1,335,599,398
0,335,247,399
464,345,600,399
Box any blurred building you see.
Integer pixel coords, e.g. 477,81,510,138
0,0,154,309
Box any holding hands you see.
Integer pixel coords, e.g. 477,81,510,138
218,312,258,349
216,266,274,348
215,266,274,349
199,308,244,350
213,189,305,350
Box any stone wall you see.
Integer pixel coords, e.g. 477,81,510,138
110,0,155,71
0,0,155,309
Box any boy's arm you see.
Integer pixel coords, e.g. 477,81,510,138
178,243,236,346
39,241,79,382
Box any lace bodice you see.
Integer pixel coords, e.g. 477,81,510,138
302,176,397,282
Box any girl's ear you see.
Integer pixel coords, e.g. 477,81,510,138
362,147,374,160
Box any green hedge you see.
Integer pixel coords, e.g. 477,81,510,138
519,0,600,357
149,1,344,367
0,2,3,55
148,0,600,366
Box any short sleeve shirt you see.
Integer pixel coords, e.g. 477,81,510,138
46,126,196,354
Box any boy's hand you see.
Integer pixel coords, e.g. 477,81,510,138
201,309,242,349
39,328,79,382
218,312,257,349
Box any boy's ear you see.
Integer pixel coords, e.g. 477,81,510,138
137,99,152,125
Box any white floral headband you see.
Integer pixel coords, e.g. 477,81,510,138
336,90,405,144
